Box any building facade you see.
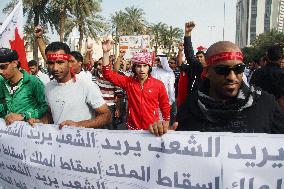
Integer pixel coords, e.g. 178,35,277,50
236,0,284,48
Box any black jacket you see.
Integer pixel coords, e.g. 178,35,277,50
180,36,203,93
177,85,284,133
250,63,284,99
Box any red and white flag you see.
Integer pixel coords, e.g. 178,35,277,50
0,0,29,71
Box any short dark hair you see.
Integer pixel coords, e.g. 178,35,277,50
70,51,83,62
196,51,205,56
45,42,70,55
252,56,261,65
267,45,283,61
28,60,38,67
132,64,152,76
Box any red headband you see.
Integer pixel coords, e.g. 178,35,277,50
207,52,243,65
47,54,70,61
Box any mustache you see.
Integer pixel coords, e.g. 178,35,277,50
224,80,240,85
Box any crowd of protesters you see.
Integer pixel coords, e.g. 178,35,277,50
0,21,284,136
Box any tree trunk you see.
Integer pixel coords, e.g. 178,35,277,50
78,25,83,53
115,27,118,57
59,5,65,42
33,8,40,61
154,39,158,54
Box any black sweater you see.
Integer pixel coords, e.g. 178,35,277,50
177,88,284,133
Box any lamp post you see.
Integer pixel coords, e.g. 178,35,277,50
223,1,226,41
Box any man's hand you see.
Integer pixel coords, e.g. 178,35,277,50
59,120,80,130
178,42,184,51
5,113,24,125
148,120,169,137
185,21,195,36
27,118,41,127
102,38,114,53
34,25,43,38
171,122,178,130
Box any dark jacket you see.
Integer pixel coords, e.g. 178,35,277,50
250,63,284,99
180,36,203,93
177,84,284,133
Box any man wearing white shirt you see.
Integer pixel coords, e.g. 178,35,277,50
28,60,50,85
29,42,111,129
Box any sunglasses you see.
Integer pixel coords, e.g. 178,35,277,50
0,63,10,70
213,63,245,76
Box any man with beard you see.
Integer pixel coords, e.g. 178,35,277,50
29,42,111,129
0,48,48,125
175,41,284,133
101,38,170,134
149,41,284,135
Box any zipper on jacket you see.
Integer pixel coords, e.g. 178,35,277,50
140,84,143,128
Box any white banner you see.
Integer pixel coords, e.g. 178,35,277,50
0,120,283,189
119,35,151,59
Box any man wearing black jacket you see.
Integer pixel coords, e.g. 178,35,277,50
250,45,284,112
175,41,284,133
179,21,203,94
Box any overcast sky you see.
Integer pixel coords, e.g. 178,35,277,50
0,0,238,50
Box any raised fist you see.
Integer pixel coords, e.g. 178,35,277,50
102,37,114,53
185,21,195,35
34,25,43,38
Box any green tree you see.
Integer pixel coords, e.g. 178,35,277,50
242,29,284,64
49,0,75,42
160,25,183,56
148,22,167,54
251,29,284,52
111,10,127,55
64,0,107,52
124,6,146,35
111,6,147,36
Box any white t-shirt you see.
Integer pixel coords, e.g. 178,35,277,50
45,78,105,124
36,70,50,85
76,70,93,82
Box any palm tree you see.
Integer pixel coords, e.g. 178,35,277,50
64,15,107,52
160,25,183,55
111,10,128,55
23,21,49,52
49,0,75,42
124,6,146,35
148,22,167,54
